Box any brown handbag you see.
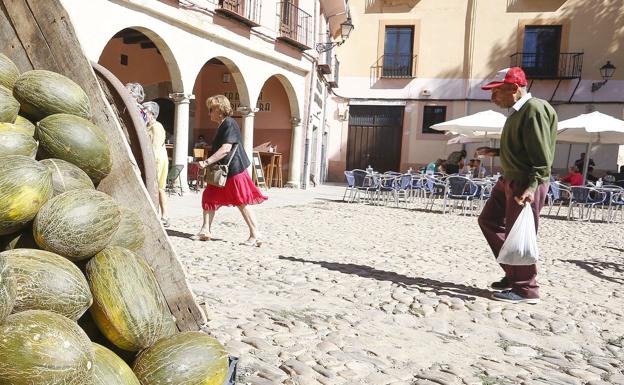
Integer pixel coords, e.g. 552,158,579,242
204,144,238,188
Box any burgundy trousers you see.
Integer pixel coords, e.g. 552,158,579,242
477,178,549,299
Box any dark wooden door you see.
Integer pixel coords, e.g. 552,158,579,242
347,105,403,172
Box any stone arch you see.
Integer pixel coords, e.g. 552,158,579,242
256,73,301,120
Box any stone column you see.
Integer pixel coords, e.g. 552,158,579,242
287,117,303,188
237,106,258,173
169,92,194,193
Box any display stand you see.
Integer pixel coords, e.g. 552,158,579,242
252,151,267,189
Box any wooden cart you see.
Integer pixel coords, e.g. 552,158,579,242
0,0,205,333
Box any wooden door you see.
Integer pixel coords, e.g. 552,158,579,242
347,105,403,172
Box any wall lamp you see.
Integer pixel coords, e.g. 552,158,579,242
591,61,616,92
315,17,354,53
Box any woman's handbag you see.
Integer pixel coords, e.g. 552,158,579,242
204,144,238,188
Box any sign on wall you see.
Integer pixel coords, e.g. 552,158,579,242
224,91,271,112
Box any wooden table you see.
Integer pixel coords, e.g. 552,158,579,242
258,151,283,188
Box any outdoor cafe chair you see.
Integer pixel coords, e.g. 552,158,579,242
423,174,446,212
376,174,399,206
568,186,607,222
343,170,356,202
351,169,374,203
393,173,413,207
546,181,571,217
606,191,624,223
443,175,479,216
410,174,427,204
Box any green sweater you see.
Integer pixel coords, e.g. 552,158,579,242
500,97,558,190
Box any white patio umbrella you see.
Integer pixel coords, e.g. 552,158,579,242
558,111,624,182
431,110,506,135
446,130,501,144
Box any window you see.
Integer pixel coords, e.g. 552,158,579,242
383,26,414,77
422,106,446,134
522,25,561,77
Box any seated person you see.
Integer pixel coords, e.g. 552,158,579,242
194,135,207,148
446,150,467,174
560,166,583,186
610,165,624,181
586,166,598,183
574,152,595,173
437,161,447,174
470,159,487,178
425,158,445,174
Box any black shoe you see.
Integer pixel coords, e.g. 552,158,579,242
490,277,511,290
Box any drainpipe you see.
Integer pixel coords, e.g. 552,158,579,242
302,0,319,189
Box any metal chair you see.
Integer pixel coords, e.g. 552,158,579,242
547,181,571,217
443,175,479,215
423,174,447,211
568,186,606,221
343,170,355,202
165,164,185,196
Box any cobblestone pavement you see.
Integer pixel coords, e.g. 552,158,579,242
168,188,624,385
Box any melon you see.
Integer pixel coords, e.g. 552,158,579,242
133,331,229,385
0,155,53,236
0,130,37,157
0,84,19,123
40,158,96,197
33,189,121,260
0,120,34,136
0,254,16,323
108,207,145,251
15,115,35,135
12,69,91,121
86,246,166,352
92,343,141,385
1,248,93,320
0,310,94,385
0,53,19,89
36,113,112,183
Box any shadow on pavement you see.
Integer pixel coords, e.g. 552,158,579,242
561,258,624,285
166,229,194,239
279,255,492,301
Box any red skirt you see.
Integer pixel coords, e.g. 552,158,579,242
202,170,267,211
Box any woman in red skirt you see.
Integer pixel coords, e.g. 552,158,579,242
196,95,267,246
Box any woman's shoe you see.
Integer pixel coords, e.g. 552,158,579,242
239,238,262,247
161,218,171,228
191,232,211,241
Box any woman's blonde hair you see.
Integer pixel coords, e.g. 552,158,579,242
206,95,233,117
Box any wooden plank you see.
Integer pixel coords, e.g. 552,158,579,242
0,3,33,71
1,0,205,331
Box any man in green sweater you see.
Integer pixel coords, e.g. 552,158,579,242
477,67,557,304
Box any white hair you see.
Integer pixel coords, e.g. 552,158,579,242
142,101,160,119
125,82,145,103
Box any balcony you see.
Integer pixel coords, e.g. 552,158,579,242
318,49,333,74
215,0,261,27
370,54,417,81
510,52,583,80
276,2,313,50
327,57,339,88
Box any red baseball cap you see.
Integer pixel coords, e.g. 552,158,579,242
481,67,528,90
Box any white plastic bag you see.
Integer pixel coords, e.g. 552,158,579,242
496,204,539,265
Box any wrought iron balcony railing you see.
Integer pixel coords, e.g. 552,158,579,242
510,52,583,79
370,54,417,81
276,2,313,50
216,0,261,27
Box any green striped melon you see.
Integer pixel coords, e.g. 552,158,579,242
92,343,141,385
12,69,91,121
0,155,53,236
1,248,93,320
0,84,19,123
0,254,16,323
33,189,121,260
0,131,37,157
0,119,34,136
0,53,19,89
0,310,94,385
108,207,145,251
133,331,229,385
86,246,166,351
36,113,112,183
40,158,95,197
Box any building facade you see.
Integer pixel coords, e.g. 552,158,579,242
325,0,624,181
59,0,348,189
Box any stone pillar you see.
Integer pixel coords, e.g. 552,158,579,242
237,106,258,173
169,92,194,193
287,117,303,188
